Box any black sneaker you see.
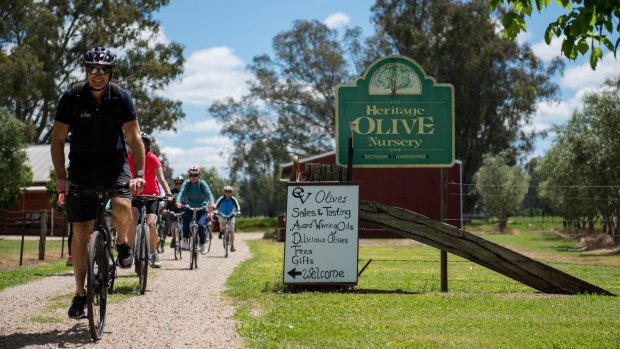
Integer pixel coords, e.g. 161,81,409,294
170,239,176,248
116,243,133,269
231,246,236,252
68,294,87,319
218,232,223,239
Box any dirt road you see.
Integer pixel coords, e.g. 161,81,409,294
0,233,261,348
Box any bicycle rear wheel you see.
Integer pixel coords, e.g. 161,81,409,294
137,224,149,294
87,230,108,342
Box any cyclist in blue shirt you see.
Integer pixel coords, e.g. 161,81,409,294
175,165,214,253
214,185,241,252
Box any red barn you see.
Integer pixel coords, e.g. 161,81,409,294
280,151,462,237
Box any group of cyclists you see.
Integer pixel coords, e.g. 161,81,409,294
50,46,241,324
131,133,242,268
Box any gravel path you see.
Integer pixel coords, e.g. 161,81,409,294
0,233,262,348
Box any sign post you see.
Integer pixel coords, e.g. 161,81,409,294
283,183,359,286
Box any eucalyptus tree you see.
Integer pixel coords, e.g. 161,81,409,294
0,0,185,142
209,20,368,215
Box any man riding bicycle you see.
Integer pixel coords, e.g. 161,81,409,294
128,132,172,268
214,186,241,252
175,165,214,254
51,47,146,319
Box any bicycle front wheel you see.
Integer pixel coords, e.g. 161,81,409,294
205,225,212,254
174,226,181,260
223,228,229,258
157,223,165,253
137,224,149,294
189,227,196,270
87,230,108,342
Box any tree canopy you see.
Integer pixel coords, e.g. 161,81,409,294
537,77,620,237
0,0,185,143
489,0,620,69
372,0,562,212
209,20,368,216
0,107,33,208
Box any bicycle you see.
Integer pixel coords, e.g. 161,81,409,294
132,195,165,295
169,211,183,260
156,206,169,254
215,210,239,258
68,182,127,342
182,205,210,270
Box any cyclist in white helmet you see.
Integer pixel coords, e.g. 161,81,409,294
214,185,241,252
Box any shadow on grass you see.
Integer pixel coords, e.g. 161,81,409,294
0,323,92,348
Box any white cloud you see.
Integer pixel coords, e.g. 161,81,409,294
163,47,252,106
195,135,233,146
531,36,563,61
560,53,620,90
183,118,221,133
324,12,350,29
161,145,232,177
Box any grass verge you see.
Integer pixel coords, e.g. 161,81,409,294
0,260,68,292
227,233,620,348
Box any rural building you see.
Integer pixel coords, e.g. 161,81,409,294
0,145,68,236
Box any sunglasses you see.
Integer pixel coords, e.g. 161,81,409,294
225,190,232,193
189,174,199,178
86,66,112,75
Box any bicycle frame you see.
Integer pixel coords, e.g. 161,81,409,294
184,205,209,269
132,195,165,294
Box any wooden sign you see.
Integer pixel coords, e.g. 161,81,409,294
283,183,359,285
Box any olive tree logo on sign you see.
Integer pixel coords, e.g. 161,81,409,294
369,63,422,95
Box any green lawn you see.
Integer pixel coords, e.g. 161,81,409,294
0,239,66,266
235,217,277,233
227,232,620,348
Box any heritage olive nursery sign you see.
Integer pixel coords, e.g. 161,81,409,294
336,55,455,167
283,183,359,285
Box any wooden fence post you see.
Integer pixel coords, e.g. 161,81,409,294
39,210,48,260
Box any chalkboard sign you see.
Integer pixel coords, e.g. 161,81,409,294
283,183,359,285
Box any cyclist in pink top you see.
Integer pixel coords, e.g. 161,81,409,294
128,132,172,267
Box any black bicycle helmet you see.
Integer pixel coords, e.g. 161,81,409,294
82,47,117,67
140,132,153,145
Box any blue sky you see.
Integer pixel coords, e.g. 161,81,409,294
152,1,620,177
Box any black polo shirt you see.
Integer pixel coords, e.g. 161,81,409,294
55,82,137,170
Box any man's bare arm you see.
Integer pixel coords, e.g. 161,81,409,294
50,121,70,193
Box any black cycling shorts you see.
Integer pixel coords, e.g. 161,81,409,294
65,162,132,223
132,199,159,215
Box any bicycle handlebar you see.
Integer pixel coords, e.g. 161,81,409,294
183,205,209,212
132,195,167,202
